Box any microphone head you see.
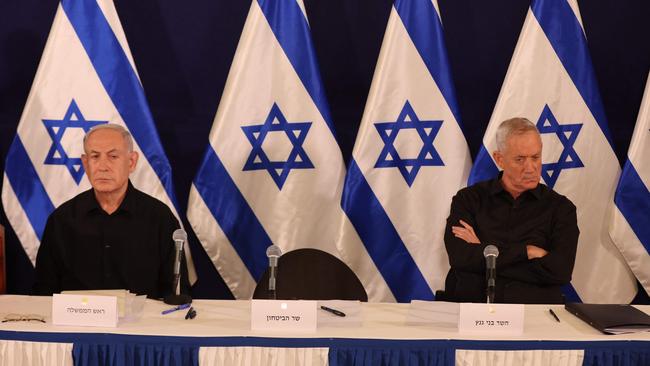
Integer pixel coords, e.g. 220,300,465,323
173,229,187,242
266,245,282,258
483,244,499,258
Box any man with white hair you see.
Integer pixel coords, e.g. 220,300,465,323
33,124,188,299
443,118,579,303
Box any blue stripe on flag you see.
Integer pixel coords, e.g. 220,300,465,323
615,161,650,252
61,0,178,206
257,0,336,137
561,283,582,303
5,137,55,240
194,148,271,280
468,145,499,185
394,0,462,128
531,0,614,148
342,160,434,302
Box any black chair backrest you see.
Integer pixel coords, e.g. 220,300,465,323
252,248,368,302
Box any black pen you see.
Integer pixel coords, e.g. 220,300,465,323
185,306,196,320
320,305,346,317
549,308,560,322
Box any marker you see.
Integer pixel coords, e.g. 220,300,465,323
162,303,191,315
549,308,560,322
320,305,346,317
185,306,196,320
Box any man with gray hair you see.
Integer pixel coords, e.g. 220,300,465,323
442,117,578,303
33,124,188,299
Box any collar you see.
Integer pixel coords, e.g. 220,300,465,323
80,181,136,215
489,172,542,200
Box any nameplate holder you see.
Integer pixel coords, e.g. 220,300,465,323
459,303,524,335
52,294,118,327
251,299,317,332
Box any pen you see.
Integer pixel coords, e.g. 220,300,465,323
162,303,191,315
185,306,196,320
320,305,346,317
549,308,560,322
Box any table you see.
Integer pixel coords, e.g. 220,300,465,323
1,295,649,366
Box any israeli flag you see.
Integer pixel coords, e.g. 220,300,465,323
1,0,195,280
469,0,636,303
187,0,354,299
340,0,472,302
610,72,650,296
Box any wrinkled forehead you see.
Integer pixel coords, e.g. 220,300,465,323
505,131,542,155
83,128,130,152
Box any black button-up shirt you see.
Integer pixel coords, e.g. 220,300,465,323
34,182,185,299
443,174,579,304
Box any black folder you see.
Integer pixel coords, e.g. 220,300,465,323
565,303,650,335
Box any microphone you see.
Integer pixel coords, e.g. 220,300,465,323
164,229,192,305
266,245,282,300
483,245,499,304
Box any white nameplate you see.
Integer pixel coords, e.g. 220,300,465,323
52,294,118,327
459,303,524,335
251,299,317,332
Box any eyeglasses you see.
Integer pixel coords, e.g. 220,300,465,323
2,313,46,323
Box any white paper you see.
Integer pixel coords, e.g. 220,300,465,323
52,293,118,327
407,300,459,329
317,300,362,327
459,303,524,335
251,299,317,332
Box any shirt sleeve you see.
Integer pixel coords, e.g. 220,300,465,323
33,214,62,295
445,188,528,274
499,197,579,285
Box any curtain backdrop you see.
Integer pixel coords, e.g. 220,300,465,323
0,0,648,300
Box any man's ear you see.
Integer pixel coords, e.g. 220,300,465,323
492,150,503,169
128,151,139,173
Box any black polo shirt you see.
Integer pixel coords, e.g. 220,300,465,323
443,174,579,304
34,182,184,299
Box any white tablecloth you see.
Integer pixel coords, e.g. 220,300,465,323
1,295,648,366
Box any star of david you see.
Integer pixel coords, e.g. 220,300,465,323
374,100,444,187
42,99,108,184
241,103,314,189
535,104,584,188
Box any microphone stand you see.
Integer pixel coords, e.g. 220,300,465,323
164,231,192,305
483,245,499,304
266,245,282,300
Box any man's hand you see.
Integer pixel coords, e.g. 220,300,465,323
451,220,480,244
526,244,548,259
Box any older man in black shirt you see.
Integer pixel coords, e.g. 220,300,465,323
443,118,579,304
34,124,186,299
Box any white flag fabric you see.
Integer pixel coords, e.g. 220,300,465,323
187,0,353,299
340,0,472,302
469,0,636,303
1,0,195,281
610,71,650,296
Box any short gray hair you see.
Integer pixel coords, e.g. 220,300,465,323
83,123,134,152
495,117,539,151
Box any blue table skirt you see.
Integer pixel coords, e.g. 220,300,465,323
1,330,649,366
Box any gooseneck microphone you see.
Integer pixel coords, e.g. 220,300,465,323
266,245,282,300
483,245,499,304
164,229,192,305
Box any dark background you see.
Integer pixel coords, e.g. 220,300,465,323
1,0,648,301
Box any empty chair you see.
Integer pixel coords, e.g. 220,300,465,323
253,248,367,302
